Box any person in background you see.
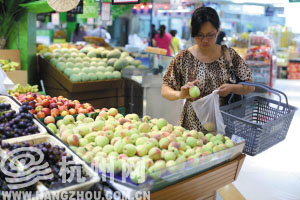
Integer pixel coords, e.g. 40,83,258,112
161,7,254,131
154,25,173,56
88,25,111,43
71,23,87,43
216,30,226,45
170,30,180,56
147,24,158,46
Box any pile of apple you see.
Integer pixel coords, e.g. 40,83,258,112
15,93,95,119
47,109,235,184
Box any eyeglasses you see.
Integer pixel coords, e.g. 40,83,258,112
195,32,217,40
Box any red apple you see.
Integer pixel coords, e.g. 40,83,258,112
78,108,87,114
60,110,69,116
41,108,50,116
37,111,46,119
44,116,55,125
68,108,77,115
57,102,63,106
26,95,34,101
58,105,67,112
49,103,57,109
73,100,80,104
87,106,94,113
51,108,60,117
41,99,50,107
35,106,43,112
32,93,37,98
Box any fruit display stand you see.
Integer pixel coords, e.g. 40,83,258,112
150,154,245,200
38,55,125,109
108,154,246,200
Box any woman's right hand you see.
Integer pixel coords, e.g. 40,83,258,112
179,80,198,99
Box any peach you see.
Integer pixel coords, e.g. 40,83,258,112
108,108,118,117
164,151,176,162
159,138,170,149
138,123,151,133
44,116,55,125
136,145,149,157
168,141,180,150
67,134,80,146
61,129,73,143
91,121,105,132
148,147,161,160
156,118,167,130
123,144,136,157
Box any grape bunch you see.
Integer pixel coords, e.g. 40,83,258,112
0,104,11,112
0,157,38,194
1,142,88,189
0,102,39,140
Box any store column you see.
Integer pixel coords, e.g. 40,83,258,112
7,12,37,85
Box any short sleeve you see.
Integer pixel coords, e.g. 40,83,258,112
229,48,252,82
162,53,182,91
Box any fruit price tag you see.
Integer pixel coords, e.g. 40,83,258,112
231,134,244,144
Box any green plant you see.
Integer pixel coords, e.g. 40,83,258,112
0,0,37,48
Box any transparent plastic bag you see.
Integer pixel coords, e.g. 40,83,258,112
191,90,226,134
0,68,14,95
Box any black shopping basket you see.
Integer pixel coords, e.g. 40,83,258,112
220,82,298,156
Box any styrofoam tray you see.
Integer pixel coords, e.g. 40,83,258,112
0,95,48,142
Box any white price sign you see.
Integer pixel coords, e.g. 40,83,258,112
51,13,60,25
101,2,111,21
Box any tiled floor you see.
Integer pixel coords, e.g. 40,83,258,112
233,80,300,200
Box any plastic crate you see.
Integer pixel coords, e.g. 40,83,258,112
220,82,297,156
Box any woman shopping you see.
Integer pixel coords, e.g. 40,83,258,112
154,25,173,56
161,7,255,131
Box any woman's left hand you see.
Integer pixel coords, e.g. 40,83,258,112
217,84,233,97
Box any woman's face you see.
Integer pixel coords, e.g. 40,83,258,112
194,22,218,49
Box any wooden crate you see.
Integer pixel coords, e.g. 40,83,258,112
38,56,125,109
150,154,246,200
38,55,123,93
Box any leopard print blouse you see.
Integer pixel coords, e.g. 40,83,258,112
162,45,252,131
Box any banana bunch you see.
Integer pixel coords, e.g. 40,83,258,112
0,59,20,72
8,84,39,95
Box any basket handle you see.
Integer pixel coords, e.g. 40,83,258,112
239,81,290,113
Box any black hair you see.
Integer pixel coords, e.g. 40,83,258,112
74,23,80,35
170,30,177,37
191,7,220,37
159,25,166,38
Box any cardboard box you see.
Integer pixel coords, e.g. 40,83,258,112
0,49,21,70
6,70,27,85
